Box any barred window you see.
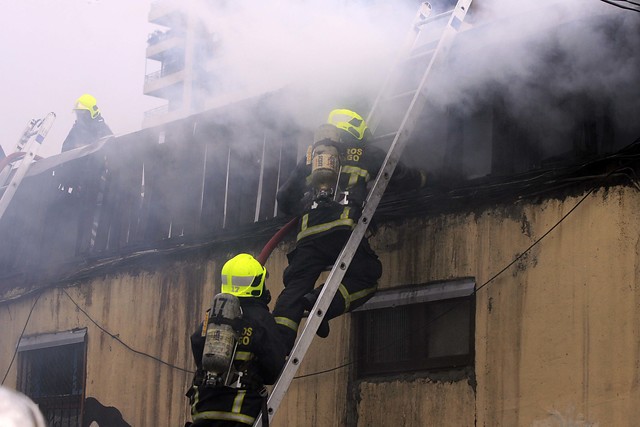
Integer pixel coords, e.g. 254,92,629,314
354,279,474,378
18,329,87,427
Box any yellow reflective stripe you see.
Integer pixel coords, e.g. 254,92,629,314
235,351,252,361
306,145,313,165
192,411,255,424
333,284,377,314
300,214,309,231
297,218,354,241
201,311,210,337
275,316,299,332
338,284,350,312
232,390,246,414
348,286,377,307
296,207,353,241
341,165,369,187
190,386,199,415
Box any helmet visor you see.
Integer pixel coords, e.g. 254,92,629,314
221,272,265,297
327,110,368,140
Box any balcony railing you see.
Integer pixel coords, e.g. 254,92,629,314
145,69,163,83
144,65,185,84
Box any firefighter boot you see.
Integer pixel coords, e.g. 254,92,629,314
302,292,330,338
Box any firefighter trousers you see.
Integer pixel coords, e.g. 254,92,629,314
273,230,382,352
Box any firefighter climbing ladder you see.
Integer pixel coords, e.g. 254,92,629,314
0,113,56,222
254,1,473,424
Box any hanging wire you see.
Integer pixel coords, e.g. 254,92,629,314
4,139,640,384
61,289,194,374
292,184,597,380
291,138,640,380
598,0,640,13
1,292,42,385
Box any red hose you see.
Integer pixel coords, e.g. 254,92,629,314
257,217,299,265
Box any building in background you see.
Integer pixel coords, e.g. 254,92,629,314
143,0,218,127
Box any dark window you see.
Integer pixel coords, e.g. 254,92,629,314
18,331,86,427
354,280,475,378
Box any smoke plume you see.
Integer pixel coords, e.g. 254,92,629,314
185,0,639,157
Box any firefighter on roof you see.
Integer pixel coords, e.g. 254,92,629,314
61,94,113,152
186,253,287,427
273,109,428,353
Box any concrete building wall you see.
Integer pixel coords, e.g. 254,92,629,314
2,185,640,426
276,186,640,426
1,259,217,426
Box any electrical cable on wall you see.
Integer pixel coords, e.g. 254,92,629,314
61,289,194,374
291,182,599,380
1,292,42,385
4,140,639,383
598,0,640,12
291,139,640,380
61,138,640,381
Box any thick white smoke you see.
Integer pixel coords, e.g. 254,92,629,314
184,0,420,127
177,0,639,157
427,0,640,151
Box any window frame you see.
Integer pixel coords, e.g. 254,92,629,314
353,278,475,378
17,328,88,426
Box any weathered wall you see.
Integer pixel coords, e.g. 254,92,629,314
2,186,640,426
0,258,218,426
275,186,640,426
361,186,640,427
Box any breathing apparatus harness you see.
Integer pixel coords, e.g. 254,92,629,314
306,124,352,208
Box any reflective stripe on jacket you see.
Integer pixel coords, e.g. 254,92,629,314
277,143,423,243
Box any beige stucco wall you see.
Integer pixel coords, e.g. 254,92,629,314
277,186,640,426
363,186,640,427
2,185,640,426
0,259,218,426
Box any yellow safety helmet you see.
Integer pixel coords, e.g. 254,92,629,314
74,94,101,119
327,109,370,141
221,253,266,298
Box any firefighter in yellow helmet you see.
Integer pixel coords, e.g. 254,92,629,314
61,94,113,152
272,109,428,353
187,253,287,427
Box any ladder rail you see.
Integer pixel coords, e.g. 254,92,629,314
0,117,46,187
365,2,433,135
255,1,473,424
0,113,55,222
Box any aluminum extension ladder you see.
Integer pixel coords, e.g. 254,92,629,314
0,113,56,221
254,1,474,424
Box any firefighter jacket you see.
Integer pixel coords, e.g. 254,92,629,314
277,142,426,243
188,294,287,426
61,113,113,152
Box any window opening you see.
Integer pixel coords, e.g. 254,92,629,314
354,279,474,378
17,329,87,426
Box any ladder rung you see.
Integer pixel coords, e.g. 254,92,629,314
417,9,454,28
386,89,417,103
257,1,475,423
405,46,437,63
373,131,399,143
